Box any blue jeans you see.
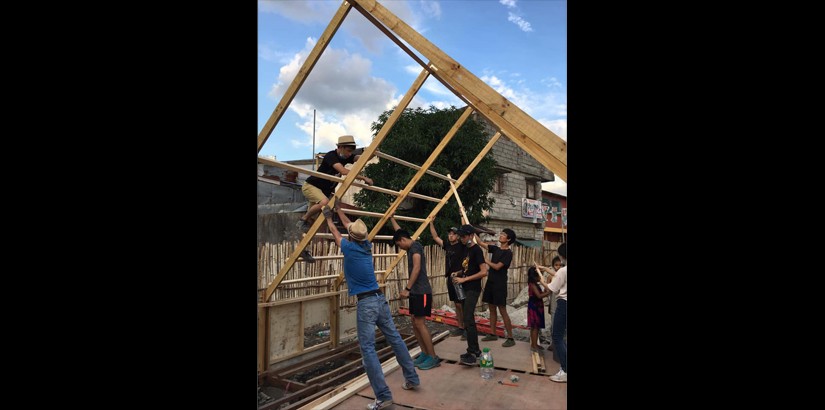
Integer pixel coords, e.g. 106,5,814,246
461,289,481,356
357,293,419,401
552,299,567,372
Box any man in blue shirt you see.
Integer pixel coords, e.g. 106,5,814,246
323,205,419,410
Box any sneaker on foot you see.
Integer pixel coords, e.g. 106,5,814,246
481,334,498,342
449,328,464,337
549,369,567,383
414,353,429,367
296,219,311,233
459,353,477,366
401,380,419,390
367,399,393,410
502,338,515,347
299,250,315,263
418,355,441,370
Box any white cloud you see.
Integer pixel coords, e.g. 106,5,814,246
258,0,336,23
404,64,421,75
507,12,533,32
419,0,442,18
499,0,518,8
480,74,566,130
266,39,401,153
269,39,397,116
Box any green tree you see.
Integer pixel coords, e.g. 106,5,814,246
354,106,497,245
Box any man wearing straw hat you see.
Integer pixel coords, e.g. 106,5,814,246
297,135,373,233
322,205,419,410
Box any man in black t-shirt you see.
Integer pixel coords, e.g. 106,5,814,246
429,221,467,337
477,228,516,347
296,135,374,232
452,224,488,365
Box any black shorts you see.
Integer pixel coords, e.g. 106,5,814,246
409,293,432,317
481,277,508,306
446,280,464,303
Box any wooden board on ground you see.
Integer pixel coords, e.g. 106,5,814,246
434,333,550,373
338,361,566,410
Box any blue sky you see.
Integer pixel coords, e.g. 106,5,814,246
258,0,566,195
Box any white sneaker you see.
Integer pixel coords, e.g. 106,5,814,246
367,399,393,409
549,369,567,383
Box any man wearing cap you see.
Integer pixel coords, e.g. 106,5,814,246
453,224,488,365
429,220,468,338
297,135,374,233
322,205,420,410
476,228,517,347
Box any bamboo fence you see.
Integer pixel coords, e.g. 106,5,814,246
258,240,563,313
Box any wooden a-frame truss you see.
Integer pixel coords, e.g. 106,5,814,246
258,0,566,371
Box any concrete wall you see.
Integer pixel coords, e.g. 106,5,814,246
472,112,554,241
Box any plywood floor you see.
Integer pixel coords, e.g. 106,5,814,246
333,337,566,410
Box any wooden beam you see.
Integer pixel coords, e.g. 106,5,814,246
339,208,426,223
367,107,473,242
258,306,268,374
379,132,501,285
257,1,351,152
373,151,457,182
313,232,394,241
329,294,339,349
264,68,429,302
258,157,442,203
350,0,566,181
298,331,449,410
258,291,339,308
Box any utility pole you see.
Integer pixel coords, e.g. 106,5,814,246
312,109,316,170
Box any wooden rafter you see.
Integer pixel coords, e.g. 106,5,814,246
338,132,502,289
257,1,352,152
349,0,566,181
365,107,473,241
263,68,430,302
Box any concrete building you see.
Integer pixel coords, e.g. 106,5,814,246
473,112,555,247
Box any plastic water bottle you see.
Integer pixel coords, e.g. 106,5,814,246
454,281,466,301
317,330,330,337
480,347,494,379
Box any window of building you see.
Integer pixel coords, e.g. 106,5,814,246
526,180,536,199
494,174,503,194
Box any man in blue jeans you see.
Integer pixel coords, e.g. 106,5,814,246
323,205,419,410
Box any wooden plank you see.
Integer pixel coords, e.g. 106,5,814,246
313,233,394,240
257,1,351,151
259,306,268,373
303,331,449,410
281,275,340,285
258,157,439,201
367,107,473,241
280,387,335,410
329,295,338,349
373,151,457,182
259,291,339,308
270,303,303,362
350,0,566,181
379,132,501,285
339,208,425,223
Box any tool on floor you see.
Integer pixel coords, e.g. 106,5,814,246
498,381,518,387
